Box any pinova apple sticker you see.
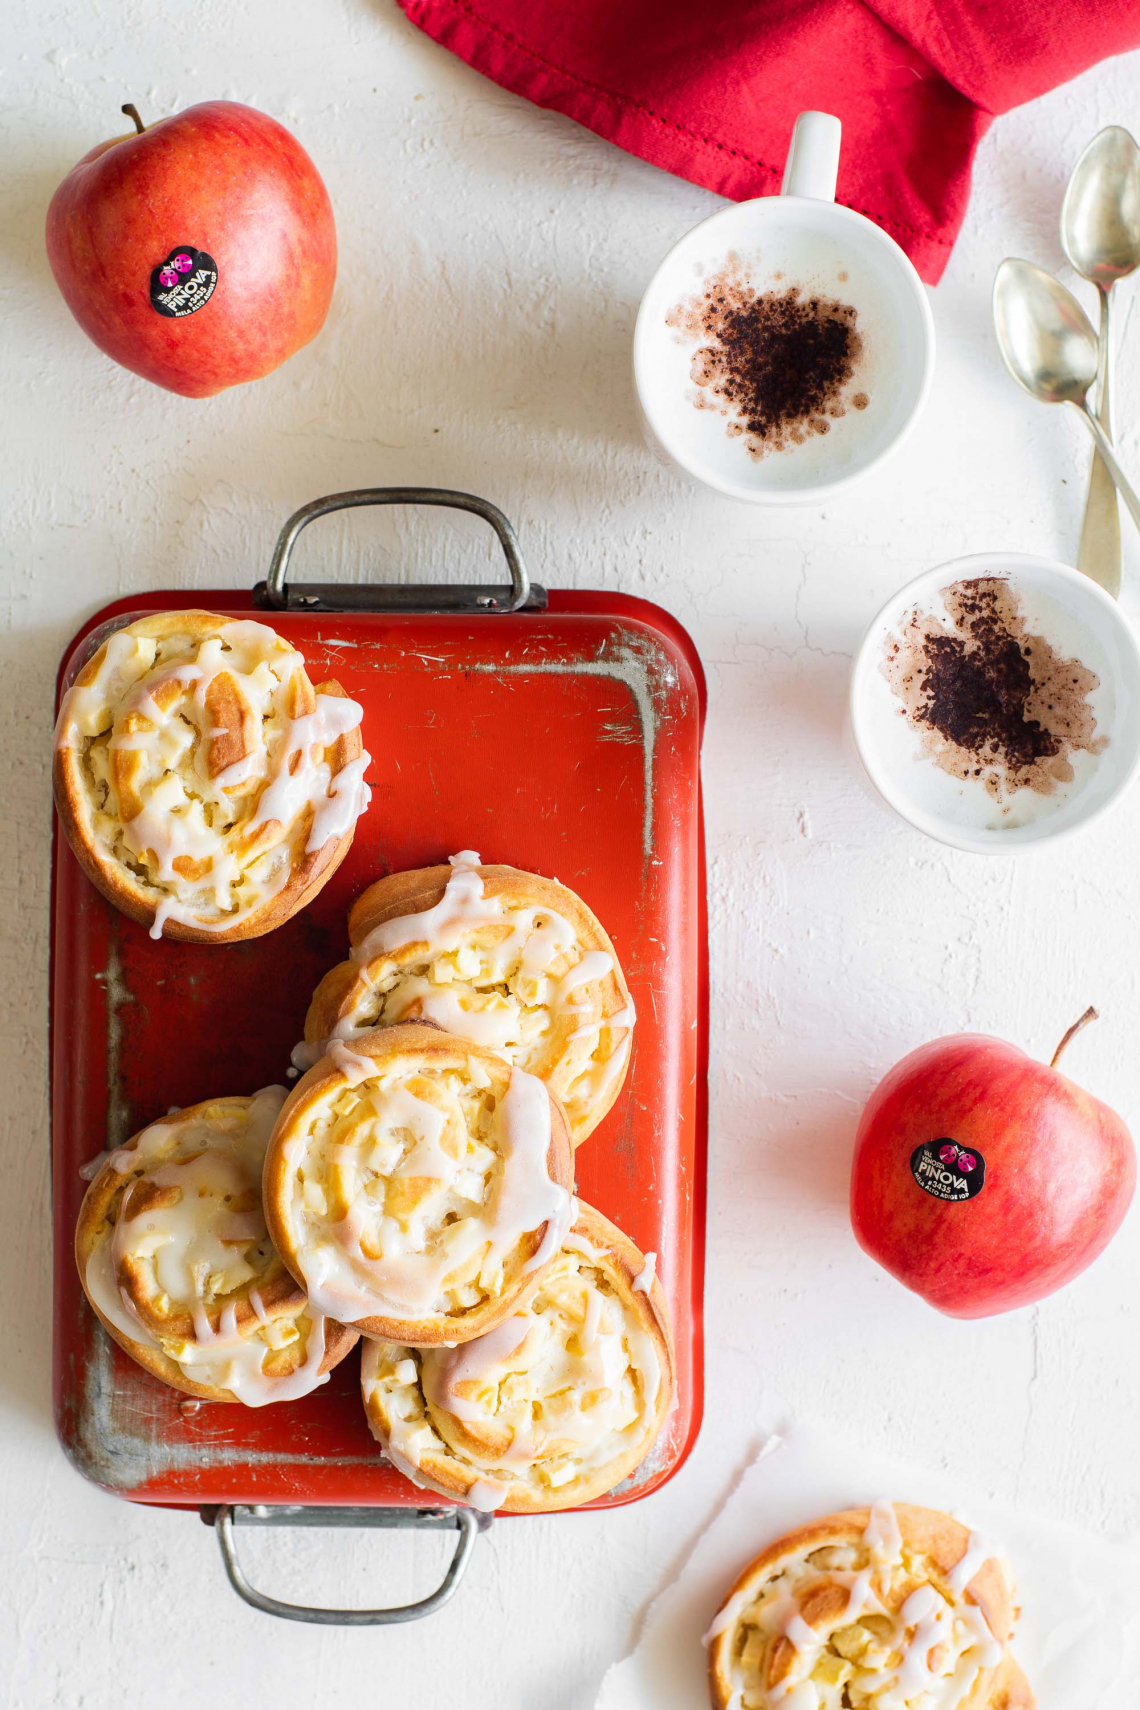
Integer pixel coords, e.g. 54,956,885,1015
850,1009,1135,1318
46,100,336,397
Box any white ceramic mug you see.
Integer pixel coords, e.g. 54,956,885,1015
633,112,935,503
849,552,1140,852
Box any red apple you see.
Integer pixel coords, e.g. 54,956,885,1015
46,101,336,397
850,1010,1135,1317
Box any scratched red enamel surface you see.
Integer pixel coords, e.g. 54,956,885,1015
51,590,707,1509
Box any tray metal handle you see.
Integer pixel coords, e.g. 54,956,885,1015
200,1503,490,1625
254,486,546,614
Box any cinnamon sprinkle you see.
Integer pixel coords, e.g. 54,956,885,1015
666,254,866,458
881,578,1106,803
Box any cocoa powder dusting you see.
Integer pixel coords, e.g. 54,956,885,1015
882,578,1106,803
666,254,865,458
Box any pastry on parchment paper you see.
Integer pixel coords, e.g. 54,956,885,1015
707,1499,1034,1710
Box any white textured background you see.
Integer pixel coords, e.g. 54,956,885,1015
4,4,1140,1706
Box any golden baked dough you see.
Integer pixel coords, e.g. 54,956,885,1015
262,1022,575,1344
53,609,370,941
75,1088,357,1405
299,852,634,1145
359,1200,674,1512
707,1501,1035,1710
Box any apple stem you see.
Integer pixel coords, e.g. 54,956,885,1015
121,103,146,135
1050,1006,1098,1069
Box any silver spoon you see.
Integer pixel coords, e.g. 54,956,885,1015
993,258,1140,546
1060,126,1140,598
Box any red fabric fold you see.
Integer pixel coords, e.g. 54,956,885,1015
395,0,1140,282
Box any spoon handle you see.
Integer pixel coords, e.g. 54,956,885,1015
1072,401,1140,540
1076,287,1121,598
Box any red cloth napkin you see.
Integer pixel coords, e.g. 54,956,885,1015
396,0,1140,283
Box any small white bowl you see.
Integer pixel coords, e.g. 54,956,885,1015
632,114,934,505
849,553,1140,853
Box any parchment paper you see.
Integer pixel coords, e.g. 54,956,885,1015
596,1413,1140,1710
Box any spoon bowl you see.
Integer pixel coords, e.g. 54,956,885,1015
1061,126,1140,287
993,259,1098,404
993,257,1140,542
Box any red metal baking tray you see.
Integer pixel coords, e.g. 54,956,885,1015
51,492,707,1514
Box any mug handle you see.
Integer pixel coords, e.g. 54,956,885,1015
780,111,842,201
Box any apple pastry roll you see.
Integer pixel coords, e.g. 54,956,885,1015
262,1022,575,1343
359,1201,674,1512
707,1500,1034,1710
300,851,635,1146
53,609,371,941
75,1088,358,1405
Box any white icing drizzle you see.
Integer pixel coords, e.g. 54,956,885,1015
407,984,520,1050
247,694,367,840
958,1605,1004,1672
82,1088,330,1407
864,1498,904,1559
767,1598,824,1706
326,1039,378,1085
581,1028,633,1109
55,616,371,939
946,1531,995,1596
704,1590,751,1647
381,1436,431,1490
54,629,143,743
465,1477,509,1513
485,1066,572,1278
422,1314,532,1438
632,1251,657,1292
282,1059,570,1327
778,1688,816,1710
562,1230,611,1264
291,1036,326,1074
845,1566,878,1620
360,1233,665,1506
351,851,539,966
783,1614,819,1650
306,756,371,852
554,950,616,1002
